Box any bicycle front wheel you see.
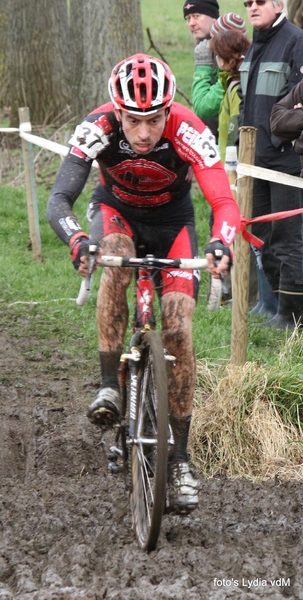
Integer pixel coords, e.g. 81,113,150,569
131,329,169,552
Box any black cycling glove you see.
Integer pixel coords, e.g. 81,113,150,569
205,240,232,267
70,233,89,271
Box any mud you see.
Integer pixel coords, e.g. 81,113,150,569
1,318,303,600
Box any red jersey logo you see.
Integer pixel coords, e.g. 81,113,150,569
107,159,177,192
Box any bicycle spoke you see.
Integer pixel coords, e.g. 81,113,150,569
130,330,168,551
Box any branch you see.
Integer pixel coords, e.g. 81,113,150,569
146,28,193,107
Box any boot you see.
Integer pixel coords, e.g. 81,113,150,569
249,249,278,317
263,291,303,330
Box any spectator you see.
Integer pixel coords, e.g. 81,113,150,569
202,14,248,309
209,24,250,164
238,0,303,329
270,79,303,157
183,0,222,137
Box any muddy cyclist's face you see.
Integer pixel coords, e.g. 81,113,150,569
117,110,167,155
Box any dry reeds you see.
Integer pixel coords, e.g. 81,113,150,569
190,328,303,480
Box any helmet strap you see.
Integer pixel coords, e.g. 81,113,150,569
114,109,122,122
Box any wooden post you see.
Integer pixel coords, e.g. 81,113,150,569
230,126,257,365
18,107,42,262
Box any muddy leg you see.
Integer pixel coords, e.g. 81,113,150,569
161,291,196,417
161,292,196,461
86,233,135,427
97,233,135,353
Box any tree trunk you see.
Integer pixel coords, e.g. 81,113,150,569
8,0,70,126
6,0,143,126
0,0,8,107
70,0,144,118
288,0,303,28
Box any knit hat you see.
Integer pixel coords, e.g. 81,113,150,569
210,13,246,37
183,0,220,20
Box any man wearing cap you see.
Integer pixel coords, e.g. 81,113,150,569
183,2,248,140
183,0,222,137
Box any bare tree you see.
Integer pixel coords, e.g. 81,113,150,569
288,0,303,28
70,0,144,118
0,0,8,107
5,0,143,126
8,0,70,126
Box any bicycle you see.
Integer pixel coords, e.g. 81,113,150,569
77,246,208,552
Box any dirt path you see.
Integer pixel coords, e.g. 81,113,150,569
1,320,303,600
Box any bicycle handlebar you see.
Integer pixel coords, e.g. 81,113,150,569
76,254,208,306
97,255,208,269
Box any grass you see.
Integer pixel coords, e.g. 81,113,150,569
190,330,303,480
1,0,302,480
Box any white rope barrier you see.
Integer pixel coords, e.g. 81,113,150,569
0,127,19,132
237,162,303,189
20,131,69,158
8,299,77,306
0,126,99,167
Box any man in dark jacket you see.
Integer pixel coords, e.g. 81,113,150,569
271,80,303,156
238,0,303,329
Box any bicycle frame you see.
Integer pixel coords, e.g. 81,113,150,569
77,249,208,551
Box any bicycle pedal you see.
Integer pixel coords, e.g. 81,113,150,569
110,445,123,456
107,452,118,461
107,446,122,461
108,461,123,473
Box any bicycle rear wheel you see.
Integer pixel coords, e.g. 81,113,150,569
131,329,168,552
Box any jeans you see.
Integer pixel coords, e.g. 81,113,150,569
252,177,303,292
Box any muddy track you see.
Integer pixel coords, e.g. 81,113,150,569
1,325,303,600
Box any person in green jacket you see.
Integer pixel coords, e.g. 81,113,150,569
184,7,248,309
183,0,221,137
183,1,247,139
209,28,251,164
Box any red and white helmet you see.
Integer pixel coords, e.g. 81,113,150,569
108,53,176,115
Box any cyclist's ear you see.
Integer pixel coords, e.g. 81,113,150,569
165,108,171,122
114,109,122,122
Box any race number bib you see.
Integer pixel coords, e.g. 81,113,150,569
69,120,110,159
190,128,219,167
176,121,219,167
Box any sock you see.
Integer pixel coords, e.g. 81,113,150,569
99,350,121,390
169,414,191,462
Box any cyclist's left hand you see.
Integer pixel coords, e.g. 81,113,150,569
205,239,232,278
70,235,89,274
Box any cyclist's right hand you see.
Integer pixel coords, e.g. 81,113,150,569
205,239,232,277
69,233,89,272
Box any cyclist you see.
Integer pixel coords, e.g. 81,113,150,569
47,53,241,513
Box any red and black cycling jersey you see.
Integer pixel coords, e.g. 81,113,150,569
47,100,240,247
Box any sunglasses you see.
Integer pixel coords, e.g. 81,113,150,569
243,0,267,6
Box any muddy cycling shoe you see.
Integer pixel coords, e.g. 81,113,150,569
168,462,199,514
87,387,121,429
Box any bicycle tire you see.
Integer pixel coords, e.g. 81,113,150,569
131,329,169,552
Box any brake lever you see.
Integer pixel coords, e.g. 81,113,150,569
207,248,224,312
76,243,98,306
85,243,98,291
